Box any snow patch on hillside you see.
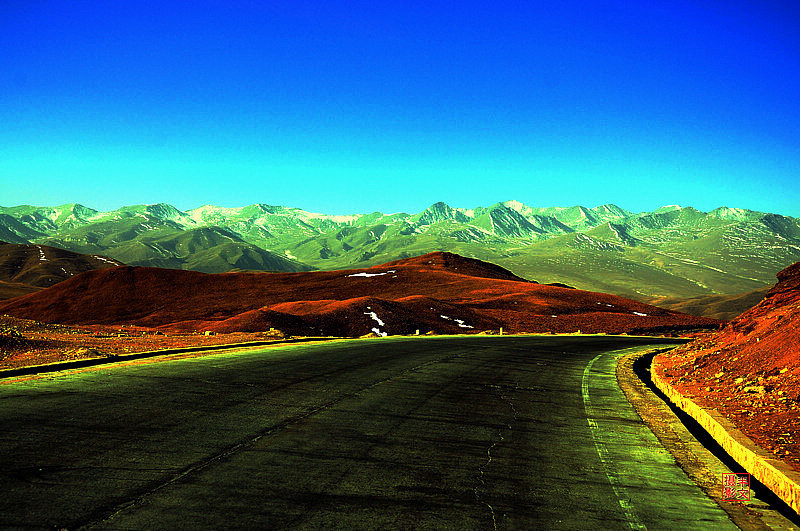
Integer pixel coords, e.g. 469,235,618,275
440,315,474,328
364,310,385,326
574,233,622,251
347,270,395,278
93,256,119,265
364,309,387,336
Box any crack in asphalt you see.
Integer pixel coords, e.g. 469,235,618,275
476,431,501,530
474,382,519,530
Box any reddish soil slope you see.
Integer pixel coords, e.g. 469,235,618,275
0,314,286,370
0,242,123,297
656,262,800,470
0,251,719,337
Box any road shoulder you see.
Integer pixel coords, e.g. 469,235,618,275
618,348,800,530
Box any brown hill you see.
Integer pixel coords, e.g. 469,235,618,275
0,280,40,300
667,262,800,371
644,286,771,321
380,252,530,282
0,251,720,337
655,262,800,470
0,241,124,298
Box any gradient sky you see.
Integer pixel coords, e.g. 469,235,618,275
2,1,799,215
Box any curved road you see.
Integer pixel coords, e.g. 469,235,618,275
0,336,736,529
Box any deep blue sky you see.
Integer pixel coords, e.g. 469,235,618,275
2,1,799,215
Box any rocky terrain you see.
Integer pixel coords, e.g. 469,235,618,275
0,314,284,370
654,261,800,471
1,201,798,312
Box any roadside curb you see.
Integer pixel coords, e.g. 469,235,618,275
617,348,765,530
650,353,800,516
0,337,336,379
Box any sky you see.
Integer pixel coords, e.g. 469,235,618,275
1,1,799,216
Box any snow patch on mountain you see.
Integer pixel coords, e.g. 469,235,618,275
440,314,474,328
364,310,385,326
187,204,245,224
93,256,119,265
296,210,361,224
572,233,623,252
503,199,528,213
364,309,388,336
347,270,395,278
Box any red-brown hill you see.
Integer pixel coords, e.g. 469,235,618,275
0,241,124,298
664,262,800,373
655,262,800,470
0,251,720,337
379,252,530,282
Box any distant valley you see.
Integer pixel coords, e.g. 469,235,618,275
1,200,798,309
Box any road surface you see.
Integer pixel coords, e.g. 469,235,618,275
0,336,736,529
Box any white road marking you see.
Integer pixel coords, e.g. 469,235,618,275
582,352,647,530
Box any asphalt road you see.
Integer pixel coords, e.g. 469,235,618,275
0,336,737,529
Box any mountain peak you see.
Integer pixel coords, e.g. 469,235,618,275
415,202,472,225
708,206,759,221
654,204,684,213
145,203,186,219
592,204,629,216
56,203,97,216
502,199,527,212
